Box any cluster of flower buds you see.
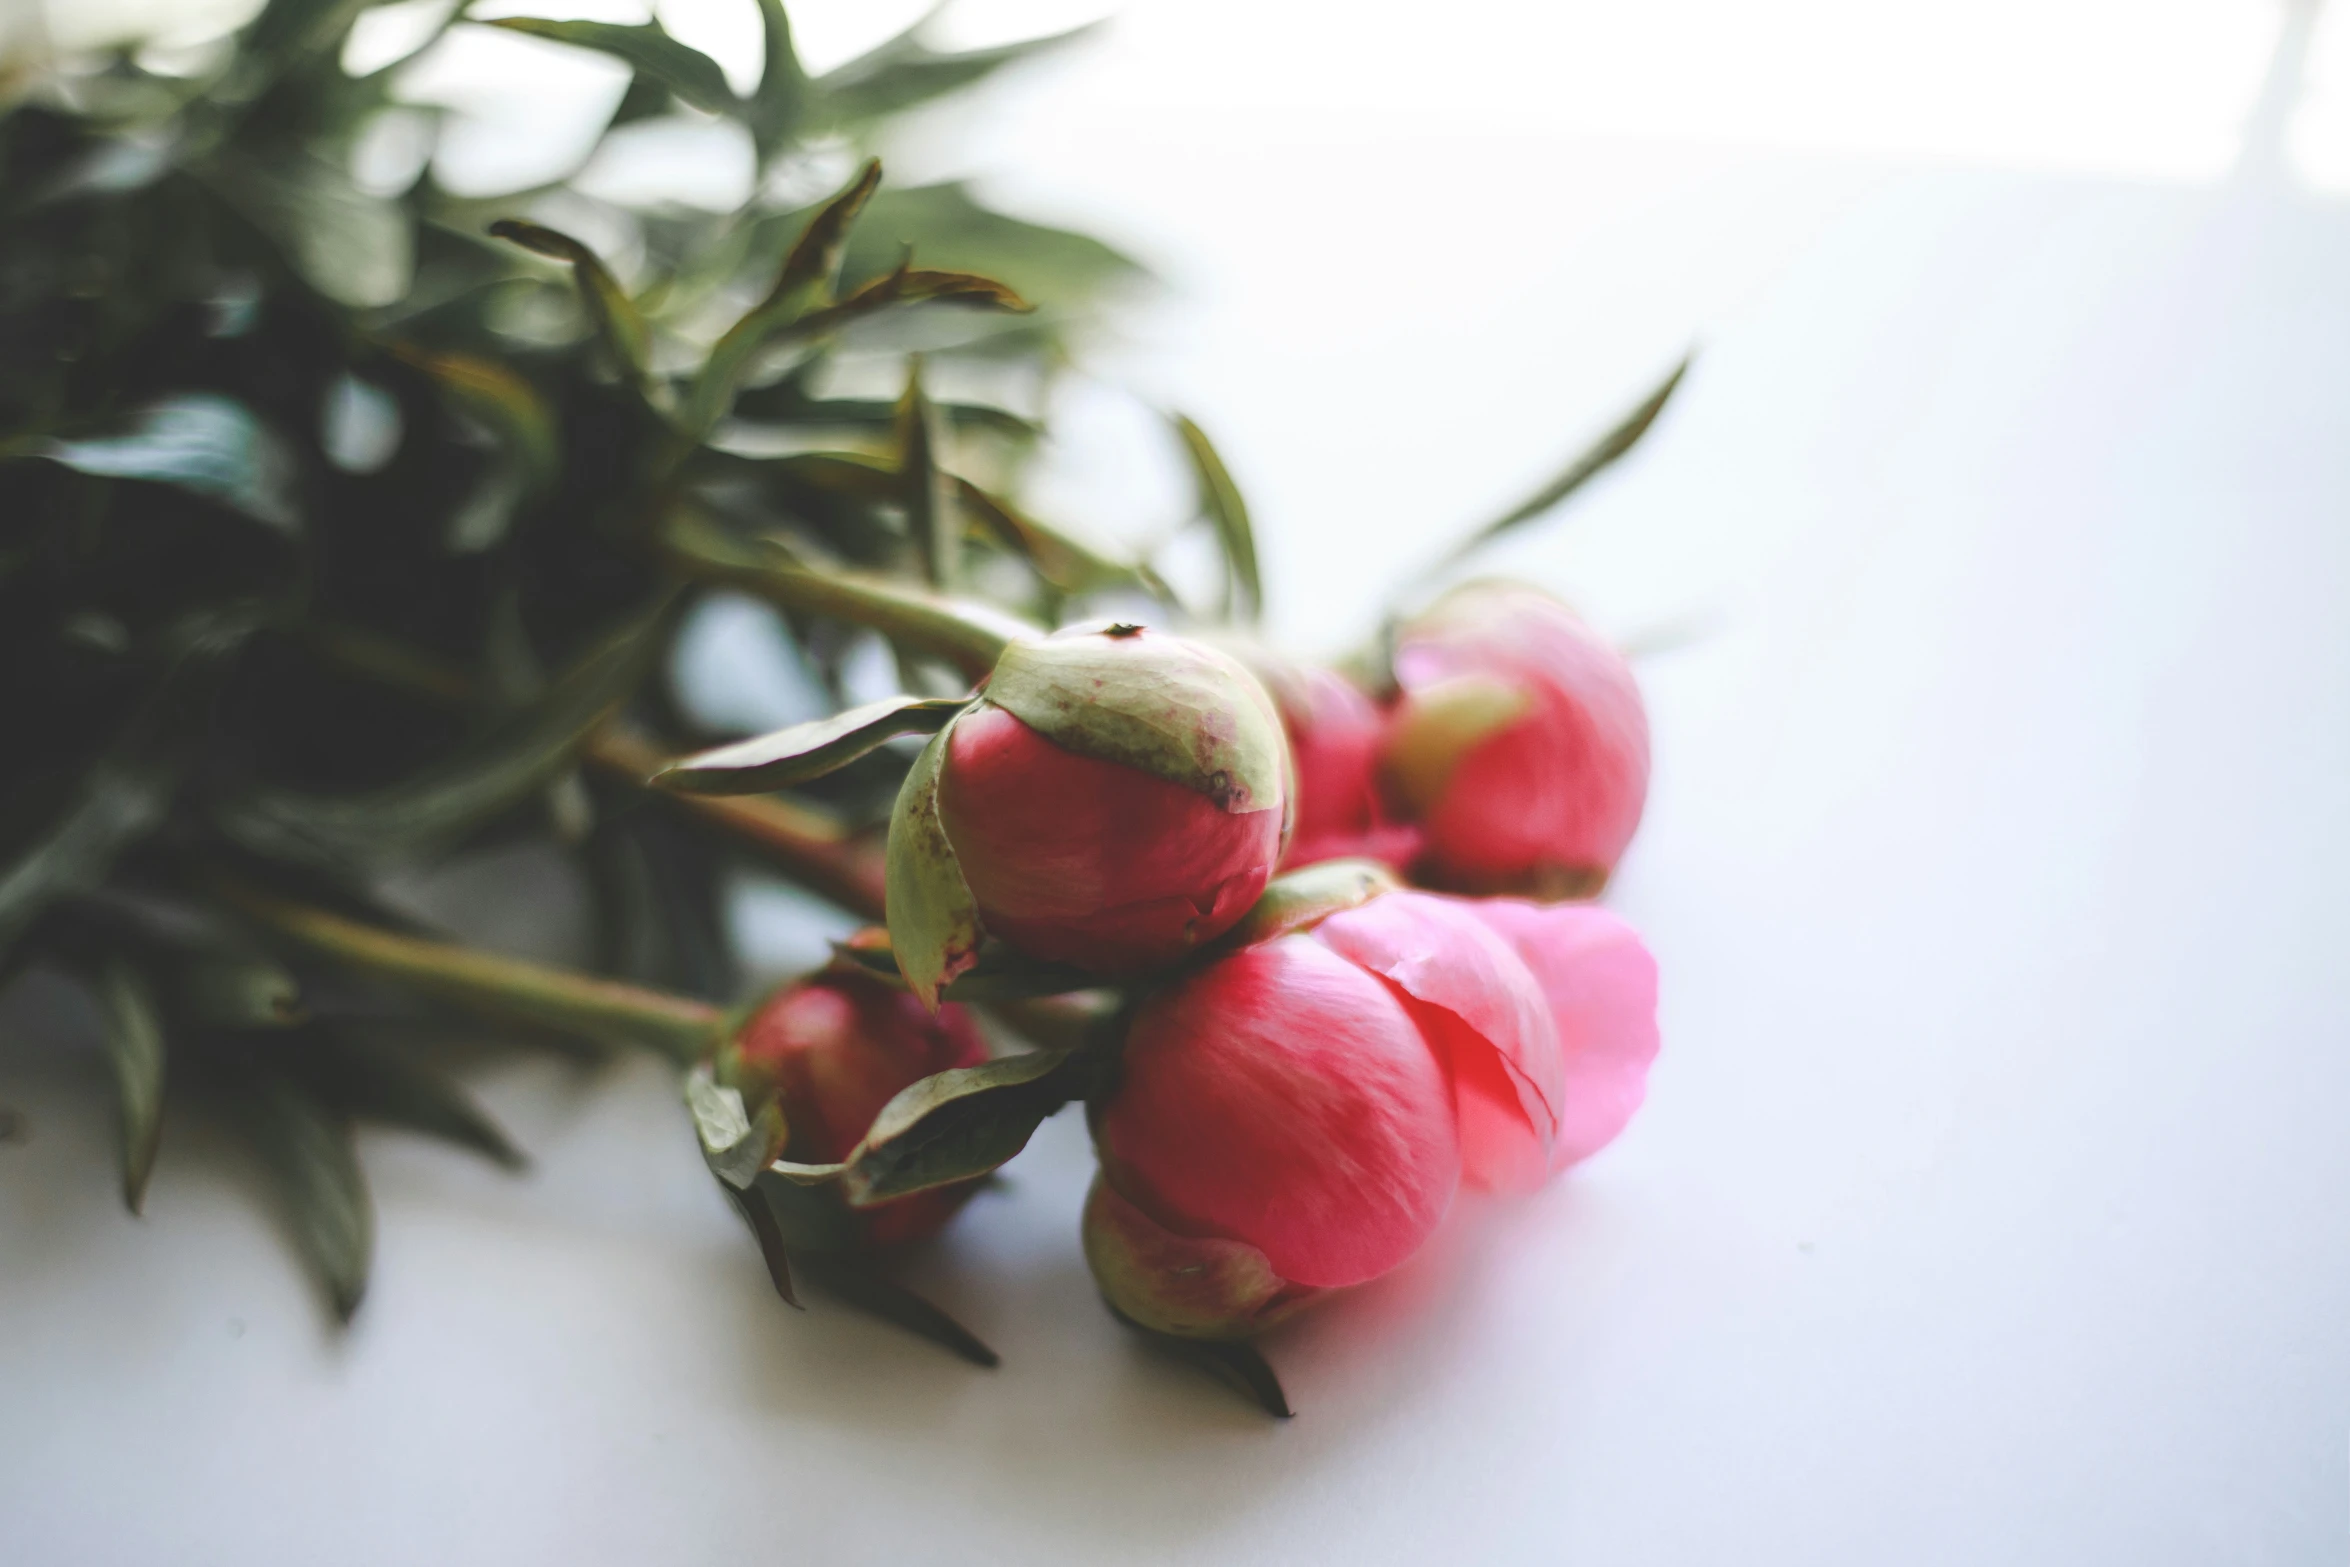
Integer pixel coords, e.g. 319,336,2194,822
656,581,1658,1401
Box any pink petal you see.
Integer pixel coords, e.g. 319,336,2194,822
1314,890,1564,1193
1462,899,1660,1169
1102,936,1460,1289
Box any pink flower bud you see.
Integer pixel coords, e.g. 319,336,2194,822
1460,899,1660,1170
730,970,990,1245
1383,582,1649,896
1270,665,1421,872
932,627,1289,975
1088,936,1460,1335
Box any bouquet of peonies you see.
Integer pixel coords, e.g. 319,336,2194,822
0,0,1681,1415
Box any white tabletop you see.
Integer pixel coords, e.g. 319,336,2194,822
6,5,2349,1562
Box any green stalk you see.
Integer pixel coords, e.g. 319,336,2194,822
664,511,1034,684
215,876,727,1063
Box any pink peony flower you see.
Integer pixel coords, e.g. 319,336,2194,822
1459,898,1660,1170
730,970,991,1246
1087,936,1461,1336
1312,889,1566,1193
1382,581,1649,897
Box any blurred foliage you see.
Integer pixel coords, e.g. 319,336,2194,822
0,0,1170,1319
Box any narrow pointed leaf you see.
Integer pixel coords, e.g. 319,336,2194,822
300,1032,524,1169
652,695,968,795
488,219,651,388
896,365,955,588
206,147,412,310
837,1047,1085,1205
1172,414,1260,622
93,957,167,1214
797,1252,998,1367
43,394,297,531
814,19,1100,125
882,721,982,1008
1439,354,1691,566
1110,1304,1292,1416
749,0,808,160
726,1181,801,1307
214,610,661,873
164,949,303,1029
482,19,734,114
237,1068,372,1321
954,478,1136,592
686,160,880,435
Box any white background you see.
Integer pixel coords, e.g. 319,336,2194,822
3,1,2348,1561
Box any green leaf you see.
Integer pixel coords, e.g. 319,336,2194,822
162,949,304,1029
0,757,177,964
795,1252,998,1367
43,394,297,532
1216,858,1401,951
488,219,652,389
1437,354,1691,568
1172,414,1260,623
652,695,968,795
953,478,1136,593
895,364,955,587
812,15,1101,126
687,1063,787,1189
985,626,1288,813
725,1180,801,1306
831,182,1143,310
213,610,661,874
482,18,735,115
882,720,982,1009
297,1031,524,1169
828,932,1095,1004
387,345,560,551
236,1067,372,1321
92,957,167,1214
1111,1307,1293,1418
684,160,882,436
748,0,808,161
206,147,413,309
832,1047,1085,1206
232,0,376,96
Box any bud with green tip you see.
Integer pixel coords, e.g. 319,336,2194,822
886,622,1291,1002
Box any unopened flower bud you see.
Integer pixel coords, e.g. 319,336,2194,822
1256,661,1419,872
912,623,1289,980
728,969,990,1245
1382,581,1649,897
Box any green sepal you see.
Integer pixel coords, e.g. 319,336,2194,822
883,718,982,1008
652,695,969,795
688,1063,789,1190
1381,671,1531,814
1214,858,1400,952
829,931,1096,1003
795,1252,998,1367
771,1047,1086,1207
985,625,1287,813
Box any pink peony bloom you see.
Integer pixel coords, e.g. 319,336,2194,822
730,970,991,1246
1088,936,1460,1335
1313,889,1566,1193
1383,582,1649,897
1271,666,1421,872
1459,898,1661,1170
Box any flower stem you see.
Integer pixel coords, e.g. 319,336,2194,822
214,875,727,1063
583,726,887,919
663,510,1034,684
